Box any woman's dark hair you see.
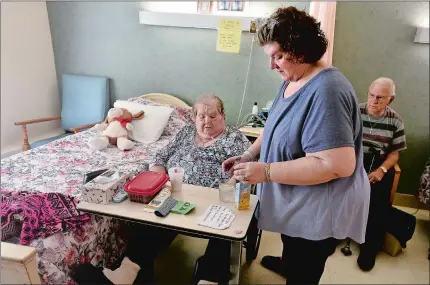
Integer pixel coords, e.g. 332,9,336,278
257,6,328,64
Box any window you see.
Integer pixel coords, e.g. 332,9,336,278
213,1,246,13
197,1,248,14
197,1,213,14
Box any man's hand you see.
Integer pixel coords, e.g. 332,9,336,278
368,168,385,184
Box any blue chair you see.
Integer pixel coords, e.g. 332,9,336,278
14,74,109,151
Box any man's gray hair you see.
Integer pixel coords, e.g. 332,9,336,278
370,77,396,96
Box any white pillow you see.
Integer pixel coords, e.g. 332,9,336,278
113,100,173,143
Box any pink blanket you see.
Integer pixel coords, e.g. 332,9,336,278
1,192,90,245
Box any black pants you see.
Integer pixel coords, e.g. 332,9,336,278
72,222,230,284
71,223,177,285
362,154,395,253
124,223,178,279
127,223,231,283
281,235,338,284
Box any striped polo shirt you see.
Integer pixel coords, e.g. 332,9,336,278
360,103,407,156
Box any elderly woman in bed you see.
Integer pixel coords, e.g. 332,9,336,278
129,96,250,284
72,96,250,285
149,95,250,187
141,95,251,283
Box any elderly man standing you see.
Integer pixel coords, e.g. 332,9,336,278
358,77,407,271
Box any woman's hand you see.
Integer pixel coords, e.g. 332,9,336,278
233,162,266,185
222,155,250,175
149,165,167,175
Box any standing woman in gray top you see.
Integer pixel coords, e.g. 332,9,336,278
222,7,370,284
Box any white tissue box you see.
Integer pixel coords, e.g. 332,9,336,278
81,170,136,204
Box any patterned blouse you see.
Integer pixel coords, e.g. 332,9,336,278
418,156,430,205
149,125,250,188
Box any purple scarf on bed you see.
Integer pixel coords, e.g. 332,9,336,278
1,192,90,245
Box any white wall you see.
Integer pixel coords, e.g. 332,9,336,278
1,2,62,158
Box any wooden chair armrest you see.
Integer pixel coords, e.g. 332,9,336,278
390,164,401,205
14,117,61,151
14,116,61,126
394,163,401,173
71,122,100,134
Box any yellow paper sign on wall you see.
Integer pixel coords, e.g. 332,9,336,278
217,19,242,53
217,29,242,53
219,19,242,31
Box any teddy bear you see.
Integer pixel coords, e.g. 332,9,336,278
88,107,144,151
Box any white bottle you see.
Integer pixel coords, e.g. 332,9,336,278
252,102,258,115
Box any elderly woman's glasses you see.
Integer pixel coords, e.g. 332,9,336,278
197,114,221,122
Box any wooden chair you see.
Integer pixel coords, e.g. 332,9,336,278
14,74,109,151
341,163,401,256
14,118,101,151
390,163,401,204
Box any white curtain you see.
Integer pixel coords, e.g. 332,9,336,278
309,2,337,66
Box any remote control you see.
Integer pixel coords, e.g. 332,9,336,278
113,189,128,203
154,197,178,217
94,170,119,184
147,187,171,209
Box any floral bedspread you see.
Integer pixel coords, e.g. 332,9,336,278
0,97,192,284
418,156,430,205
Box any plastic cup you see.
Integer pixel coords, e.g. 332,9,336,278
168,167,184,192
219,183,235,203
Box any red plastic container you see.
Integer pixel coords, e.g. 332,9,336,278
124,171,169,204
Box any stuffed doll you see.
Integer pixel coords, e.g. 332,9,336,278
89,107,144,151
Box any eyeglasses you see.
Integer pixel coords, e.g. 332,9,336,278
368,93,392,103
197,114,222,122
179,202,190,211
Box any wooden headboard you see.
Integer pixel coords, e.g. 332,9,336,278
140,93,191,110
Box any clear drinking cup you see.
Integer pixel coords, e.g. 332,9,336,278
219,183,235,203
168,167,184,192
